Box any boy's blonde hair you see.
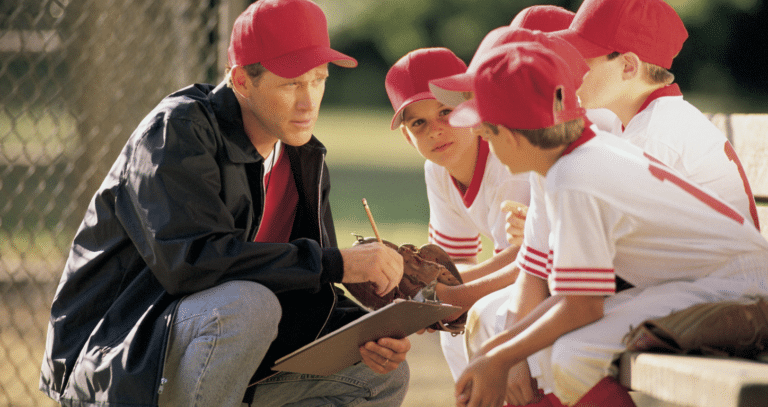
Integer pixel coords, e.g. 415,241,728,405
486,88,585,149
606,52,675,86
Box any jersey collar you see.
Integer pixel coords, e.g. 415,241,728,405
637,83,683,114
453,137,489,207
561,119,596,157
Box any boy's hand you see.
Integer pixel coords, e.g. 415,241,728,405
500,200,527,246
359,336,410,374
340,243,403,296
455,354,507,407
504,360,540,406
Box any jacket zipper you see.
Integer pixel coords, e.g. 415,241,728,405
250,151,337,386
314,153,336,340
157,299,182,397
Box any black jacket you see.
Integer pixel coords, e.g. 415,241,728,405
40,82,366,406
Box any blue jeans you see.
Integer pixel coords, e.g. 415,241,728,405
247,361,409,407
158,281,409,407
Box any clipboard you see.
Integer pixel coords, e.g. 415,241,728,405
272,300,461,376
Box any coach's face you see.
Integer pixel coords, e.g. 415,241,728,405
236,64,328,156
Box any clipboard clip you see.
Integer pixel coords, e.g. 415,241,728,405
411,280,441,304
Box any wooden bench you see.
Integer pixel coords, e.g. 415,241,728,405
618,113,768,407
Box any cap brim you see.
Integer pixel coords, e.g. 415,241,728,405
448,98,482,128
551,29,612,60
428,73,472,107
390,91,436,130
262,45,357,78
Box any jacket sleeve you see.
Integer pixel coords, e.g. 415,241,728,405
114,109,339,296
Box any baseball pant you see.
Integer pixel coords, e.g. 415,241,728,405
534,251,768,405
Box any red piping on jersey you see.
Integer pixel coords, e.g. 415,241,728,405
561,122,596,156
452,137,489,208
521,264,548,279
429,225,481,242
637,84,682,115
523,244,549,258
555,277,616,283
429,235,481,251
554,267,615,273
554,287,616,294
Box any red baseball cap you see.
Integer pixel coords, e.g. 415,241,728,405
510,5,575,32
385,47,468,130
228,0,357,78
429,27,589,107
553,0,687,69
449,42,585,131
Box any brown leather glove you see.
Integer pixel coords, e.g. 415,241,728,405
343,236,467,334
623,296,768,358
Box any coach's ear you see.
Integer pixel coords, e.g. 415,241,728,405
231,66,251,99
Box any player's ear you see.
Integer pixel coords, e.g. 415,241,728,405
621,52,642,80
500,125,521,147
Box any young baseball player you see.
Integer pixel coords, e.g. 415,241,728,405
385,47,531,380
427,23,597,369
446,41,768,407
553,0,761,229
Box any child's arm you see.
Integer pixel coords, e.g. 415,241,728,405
453,244,520,282
435,250,520,311
456,283,605,407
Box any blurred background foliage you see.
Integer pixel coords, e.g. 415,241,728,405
315,0,768,113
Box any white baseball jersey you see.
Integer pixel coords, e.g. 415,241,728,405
516,126,768,295
426,138,531,258
609,84,760,229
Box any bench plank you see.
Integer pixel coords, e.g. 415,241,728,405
619,352,768,407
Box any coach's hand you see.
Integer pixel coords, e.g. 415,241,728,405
340,243,403,296
359,336,411,374
501,200,527,246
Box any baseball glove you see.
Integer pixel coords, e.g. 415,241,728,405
343,236,467,334
623,296,768,358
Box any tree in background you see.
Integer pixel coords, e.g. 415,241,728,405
317,0,768,112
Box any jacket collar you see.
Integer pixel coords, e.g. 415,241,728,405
209,81,263,164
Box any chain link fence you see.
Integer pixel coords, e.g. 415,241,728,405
0,0,247,404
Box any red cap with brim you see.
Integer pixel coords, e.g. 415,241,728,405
552,29,613,60
449,42,585,130
510,5,575,32
430,28,589,107
260,45,357,79
385,47,468,130
551,0,687,69
228,0,357,78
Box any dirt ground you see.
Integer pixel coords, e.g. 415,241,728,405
402,333,457,406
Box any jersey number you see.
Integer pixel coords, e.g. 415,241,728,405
723,141,760,229
645,152,745,225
